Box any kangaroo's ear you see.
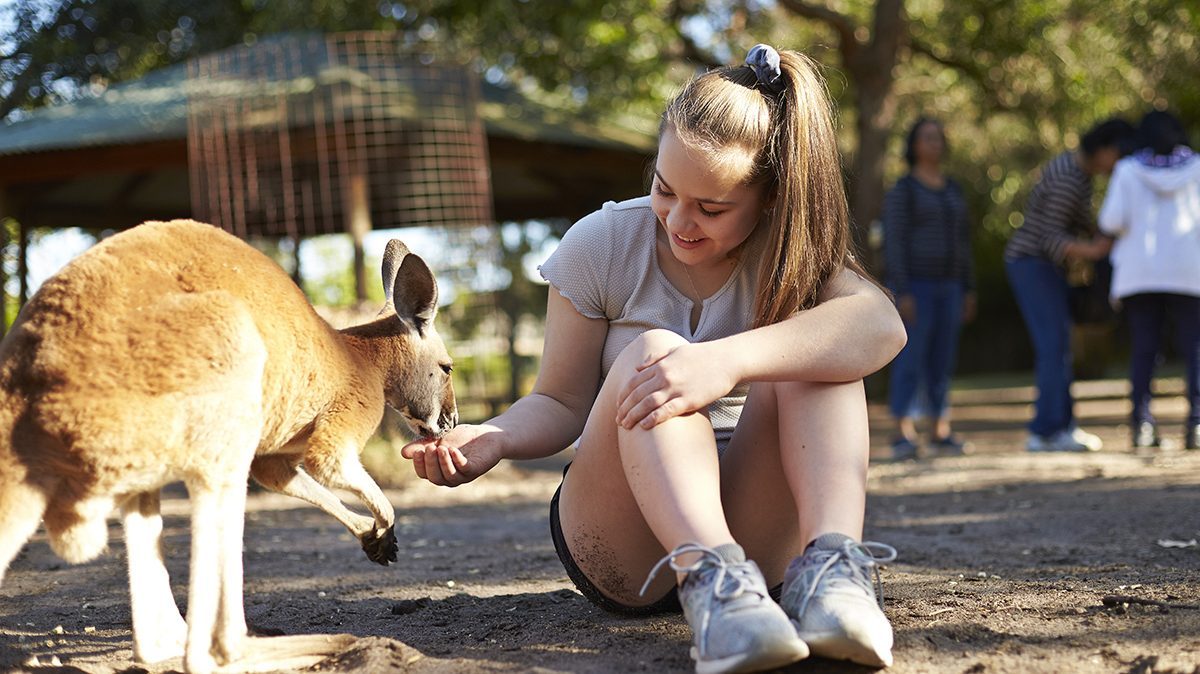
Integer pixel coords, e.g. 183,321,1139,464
388,246,438,333
381,239,411,308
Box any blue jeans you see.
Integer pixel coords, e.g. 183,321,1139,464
1006,257,1074,437
1123,293,1200,427
888,278,966,420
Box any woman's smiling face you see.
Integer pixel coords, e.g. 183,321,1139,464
649,127,769,269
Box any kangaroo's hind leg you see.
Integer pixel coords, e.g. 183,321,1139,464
122,490,188,664
193,448,357,673
183,471,251,674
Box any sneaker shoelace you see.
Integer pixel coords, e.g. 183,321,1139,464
789,541,898,620
638,542,762,601
639,543,765,658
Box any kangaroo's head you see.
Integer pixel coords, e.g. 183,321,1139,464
379,240,458,439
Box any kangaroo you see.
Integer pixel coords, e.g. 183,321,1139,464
0,220,457,673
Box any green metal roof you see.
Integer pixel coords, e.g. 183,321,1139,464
0,51,655,158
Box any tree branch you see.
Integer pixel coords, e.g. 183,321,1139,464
667,0,722,69
776,0,857,44
776,0,862,67
908,37,1019,113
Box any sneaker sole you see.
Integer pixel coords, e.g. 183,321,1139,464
798,631,892,668
691,639,809,674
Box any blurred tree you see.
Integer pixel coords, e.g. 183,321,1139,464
768,1,906,259
0,0,400,120
437,221,564,405
4,0,1198,372
493,220,565,402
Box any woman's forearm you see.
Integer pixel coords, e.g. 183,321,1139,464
485,390,593,461
719,284,906,384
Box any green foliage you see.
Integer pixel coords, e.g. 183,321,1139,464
297,235,387,307
4,0,1198,374
403,0,683,121
0,0,413,119
438,221,561,404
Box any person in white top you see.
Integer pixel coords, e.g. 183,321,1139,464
1099,110,1200,450
402,45,906,673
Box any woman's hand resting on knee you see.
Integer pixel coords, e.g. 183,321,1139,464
616,341,734,430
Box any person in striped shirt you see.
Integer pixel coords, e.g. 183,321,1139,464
883,118,976,460
1004,118,1135,453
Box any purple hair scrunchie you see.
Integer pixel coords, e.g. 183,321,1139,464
745,44,784,96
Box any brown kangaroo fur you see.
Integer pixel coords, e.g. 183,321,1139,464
0,220,457,673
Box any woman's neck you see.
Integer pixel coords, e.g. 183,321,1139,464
912,163,945,188
1074,149,1099,176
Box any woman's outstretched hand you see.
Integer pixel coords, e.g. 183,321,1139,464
400,423,505,487
615,341,733,430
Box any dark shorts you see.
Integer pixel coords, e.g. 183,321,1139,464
549,463,683,615
548,463,782,616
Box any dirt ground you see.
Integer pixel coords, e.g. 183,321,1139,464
2,375,1199,674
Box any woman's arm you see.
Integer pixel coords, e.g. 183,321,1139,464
402,286,607,484
615,267,906,430
882,183,917,323
1062,236,1113,261
722,266,907,383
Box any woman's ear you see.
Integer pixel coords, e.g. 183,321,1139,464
762,185,778,215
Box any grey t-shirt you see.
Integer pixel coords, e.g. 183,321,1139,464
538,195,766,446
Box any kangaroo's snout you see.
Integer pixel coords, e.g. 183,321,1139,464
399,400,458,440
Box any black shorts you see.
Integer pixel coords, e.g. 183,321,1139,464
548,463,784,615
548,463,682,615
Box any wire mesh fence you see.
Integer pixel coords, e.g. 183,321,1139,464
185,32,493,240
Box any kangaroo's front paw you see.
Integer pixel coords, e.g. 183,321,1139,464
360,525,397,565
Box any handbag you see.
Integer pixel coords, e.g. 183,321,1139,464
1068,257,1115,324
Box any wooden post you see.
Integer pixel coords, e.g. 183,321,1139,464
290,235,303,288
0,186,8,334
17,219,28,308
347,172,371,303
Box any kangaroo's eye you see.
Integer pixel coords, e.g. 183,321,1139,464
440,363,453,375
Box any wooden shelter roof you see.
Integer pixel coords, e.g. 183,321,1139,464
0,43,655,232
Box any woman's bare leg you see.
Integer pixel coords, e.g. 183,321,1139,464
720,380,869,585
721,378,892,667
556,330,733,605
557,332,809,672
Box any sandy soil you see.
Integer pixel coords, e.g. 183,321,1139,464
2,376,1199,674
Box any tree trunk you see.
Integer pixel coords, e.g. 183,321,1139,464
346,173,371,303
849,73,898,274
777,0,907,276
846,0,906,276
506,325,521,404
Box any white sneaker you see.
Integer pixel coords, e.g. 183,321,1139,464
1027,429,1100,453
1070,427,1103,452
781,535,897,668
644,543,809,674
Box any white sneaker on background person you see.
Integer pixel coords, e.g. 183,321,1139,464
1026,428,1100,452
1070,426,1103,451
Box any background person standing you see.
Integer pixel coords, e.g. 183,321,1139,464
1004,118,1135,453
883,118,976,460
1099,110,1200,450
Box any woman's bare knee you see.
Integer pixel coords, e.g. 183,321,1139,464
611,329,688,373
